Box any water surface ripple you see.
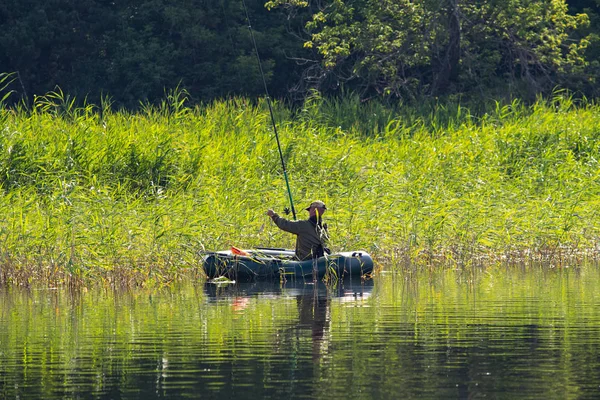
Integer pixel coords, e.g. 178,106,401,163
1,267,600,399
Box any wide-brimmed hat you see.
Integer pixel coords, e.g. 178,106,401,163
305,200,327,211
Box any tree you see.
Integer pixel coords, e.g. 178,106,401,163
0,0,117,103
566,0,600,96
0,0,309,108
266,0,590,98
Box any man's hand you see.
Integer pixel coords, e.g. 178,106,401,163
266,209,275,217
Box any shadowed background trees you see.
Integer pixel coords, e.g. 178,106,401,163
0,0,599,107
0,0,309,108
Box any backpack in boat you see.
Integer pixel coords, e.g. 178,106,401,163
311,221,331,258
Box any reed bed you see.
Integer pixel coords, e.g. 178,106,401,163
0,89,598,287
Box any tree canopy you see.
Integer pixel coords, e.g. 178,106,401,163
0,0,308,108
266,0,592,99
0,0,599,106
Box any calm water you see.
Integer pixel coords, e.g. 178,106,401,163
1,266,600,399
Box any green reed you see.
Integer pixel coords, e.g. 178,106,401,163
0,88,598,287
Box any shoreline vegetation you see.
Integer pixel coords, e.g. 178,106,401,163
0,89,599,288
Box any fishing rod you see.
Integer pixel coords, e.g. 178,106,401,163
241,0,297,220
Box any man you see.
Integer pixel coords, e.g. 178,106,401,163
266,200,331,261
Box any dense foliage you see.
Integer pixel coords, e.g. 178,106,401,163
0,0,308,108
0,91,598,286
266,0,595,98
1,0,600,107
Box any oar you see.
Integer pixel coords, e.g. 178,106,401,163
241,0,297,220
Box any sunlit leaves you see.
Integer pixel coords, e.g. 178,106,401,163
266,0,590,97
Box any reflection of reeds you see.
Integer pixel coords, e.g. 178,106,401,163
0,89,599,287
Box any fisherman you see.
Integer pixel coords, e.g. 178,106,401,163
266,200,331,261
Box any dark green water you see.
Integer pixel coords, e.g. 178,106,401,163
1,266,600,399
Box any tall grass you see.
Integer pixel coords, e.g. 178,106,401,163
0,88,598,287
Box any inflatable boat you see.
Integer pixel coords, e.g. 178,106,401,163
203,247,373,281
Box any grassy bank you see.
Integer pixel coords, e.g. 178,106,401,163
0,90,599,287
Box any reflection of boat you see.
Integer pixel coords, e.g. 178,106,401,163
203,248,374,281
204,276,374,300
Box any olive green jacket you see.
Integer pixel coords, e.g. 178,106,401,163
270,213,330,260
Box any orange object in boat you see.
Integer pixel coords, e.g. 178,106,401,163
231,246,250,256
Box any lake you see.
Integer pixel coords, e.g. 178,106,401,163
1,265,600,399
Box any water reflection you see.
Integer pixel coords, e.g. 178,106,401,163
2,267,600,399
205,278,374,362
204,277,373,300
